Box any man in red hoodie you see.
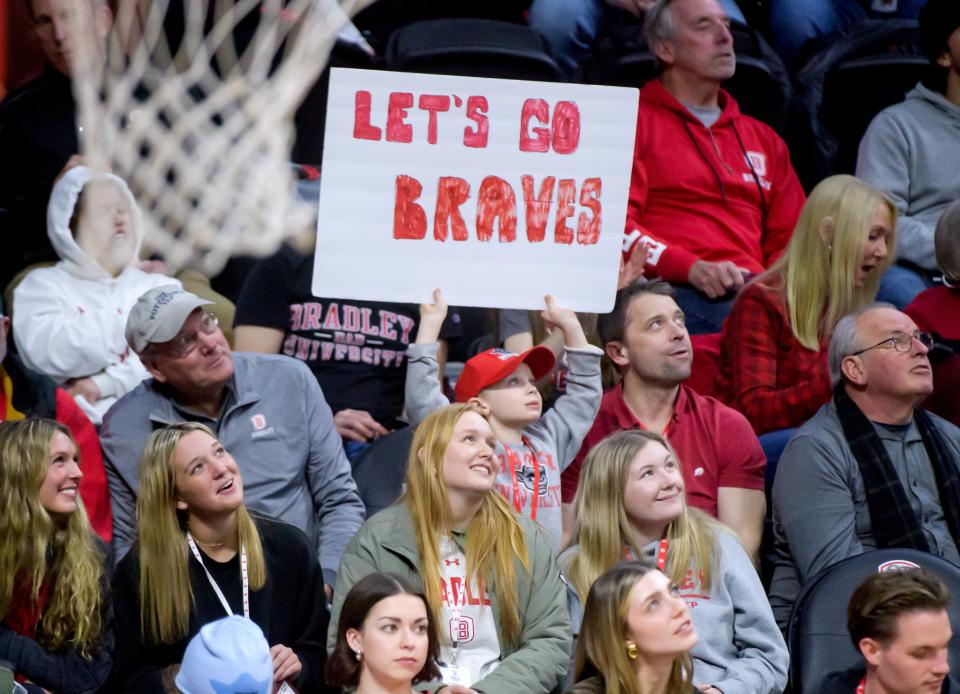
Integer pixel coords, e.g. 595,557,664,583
623,0,806,333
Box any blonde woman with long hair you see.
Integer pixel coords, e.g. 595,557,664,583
108,422,331,694
560,430,787,694
568,561,697,694
718,174,897,435
0,418,111,692
328,403,570,694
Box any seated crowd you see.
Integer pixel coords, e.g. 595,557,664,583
2,0,960,692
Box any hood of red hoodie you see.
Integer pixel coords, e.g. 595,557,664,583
639,79,742,129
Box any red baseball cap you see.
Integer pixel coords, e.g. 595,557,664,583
455,346,556,403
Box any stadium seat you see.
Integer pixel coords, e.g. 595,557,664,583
350,425,414,519
791,19,928,188
579,21,791,133
786,548,960,694
292,38,378,165
384,18,563,81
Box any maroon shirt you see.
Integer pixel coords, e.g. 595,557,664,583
561,383,765,516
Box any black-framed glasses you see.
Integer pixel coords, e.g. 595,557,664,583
849,330,934,357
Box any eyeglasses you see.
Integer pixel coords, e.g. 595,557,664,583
849,330,934,357
156,312,220,359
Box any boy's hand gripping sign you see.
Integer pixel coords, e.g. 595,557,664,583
313,68,639,312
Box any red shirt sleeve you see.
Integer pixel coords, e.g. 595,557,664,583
625,110,699,284
56,388,112,542
716,406,766,491
759,132,805,267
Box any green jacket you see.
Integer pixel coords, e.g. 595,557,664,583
328,502,572,694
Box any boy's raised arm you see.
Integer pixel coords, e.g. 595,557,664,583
405,288,452,426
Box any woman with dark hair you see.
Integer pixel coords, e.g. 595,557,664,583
327,572,441,693
0,418,112,693
109,422,331,693
329,403,570,694
568,561,697,694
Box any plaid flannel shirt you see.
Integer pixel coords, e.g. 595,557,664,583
718,281,833,434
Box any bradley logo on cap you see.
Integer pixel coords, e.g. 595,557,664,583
489,348,518,362
149,290,178,320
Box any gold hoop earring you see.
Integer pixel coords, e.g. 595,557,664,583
626,642,639,660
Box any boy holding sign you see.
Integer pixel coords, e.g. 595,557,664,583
405,290,602,552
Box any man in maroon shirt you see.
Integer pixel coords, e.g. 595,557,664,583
561,278,766,557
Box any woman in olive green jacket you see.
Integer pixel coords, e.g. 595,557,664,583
328,404,571,694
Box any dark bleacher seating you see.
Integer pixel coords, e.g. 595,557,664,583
291,38,379,166
787,548,960,694
350,426,414,519
790,19,929,190
578,21,791,133
384,18,562,81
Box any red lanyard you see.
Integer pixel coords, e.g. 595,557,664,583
624,537,669,571
855,678,865,694
507,437,539,521
656,537,669,571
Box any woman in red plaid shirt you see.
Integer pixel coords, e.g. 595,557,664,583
717,175,897,435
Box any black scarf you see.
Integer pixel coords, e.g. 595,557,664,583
833,384,960,553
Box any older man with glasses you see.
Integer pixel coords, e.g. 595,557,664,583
101,286,364,596
768,302,960,630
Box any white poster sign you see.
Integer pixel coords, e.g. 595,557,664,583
313,68,638,312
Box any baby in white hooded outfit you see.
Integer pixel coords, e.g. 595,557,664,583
13,166,181,423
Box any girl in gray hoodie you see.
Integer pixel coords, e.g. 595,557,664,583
560,429,788,694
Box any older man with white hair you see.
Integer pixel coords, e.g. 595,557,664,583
101,286,364,593
768,303,960,629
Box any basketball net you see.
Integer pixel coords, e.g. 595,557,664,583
72,0,364,275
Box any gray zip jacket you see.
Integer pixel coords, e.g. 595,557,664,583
856,83,960,270
101,352,364,585
405,342,603,552
559,526,788,694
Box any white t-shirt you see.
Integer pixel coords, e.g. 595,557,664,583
437,536,501,686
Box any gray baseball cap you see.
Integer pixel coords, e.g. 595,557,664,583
126,285,213,353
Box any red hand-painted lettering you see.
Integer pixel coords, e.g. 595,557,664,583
386,92,414,143
521,175,555,243
353,90,382,141
463,96,489,148
434,177,471,241
393,174,427,240
476,176,517,242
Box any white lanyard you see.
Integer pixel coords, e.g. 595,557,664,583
186,533,249,619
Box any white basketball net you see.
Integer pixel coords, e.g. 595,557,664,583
73,0,361,275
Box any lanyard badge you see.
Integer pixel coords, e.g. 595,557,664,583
186,533,250,620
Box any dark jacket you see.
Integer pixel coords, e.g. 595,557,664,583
0,66,78,288
821,666,960,693
0,540,113,694
108,515,333,693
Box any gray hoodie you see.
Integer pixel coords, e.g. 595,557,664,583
856,83,960,271
12,166,179,422
405,342,603,553
559,527,789,694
